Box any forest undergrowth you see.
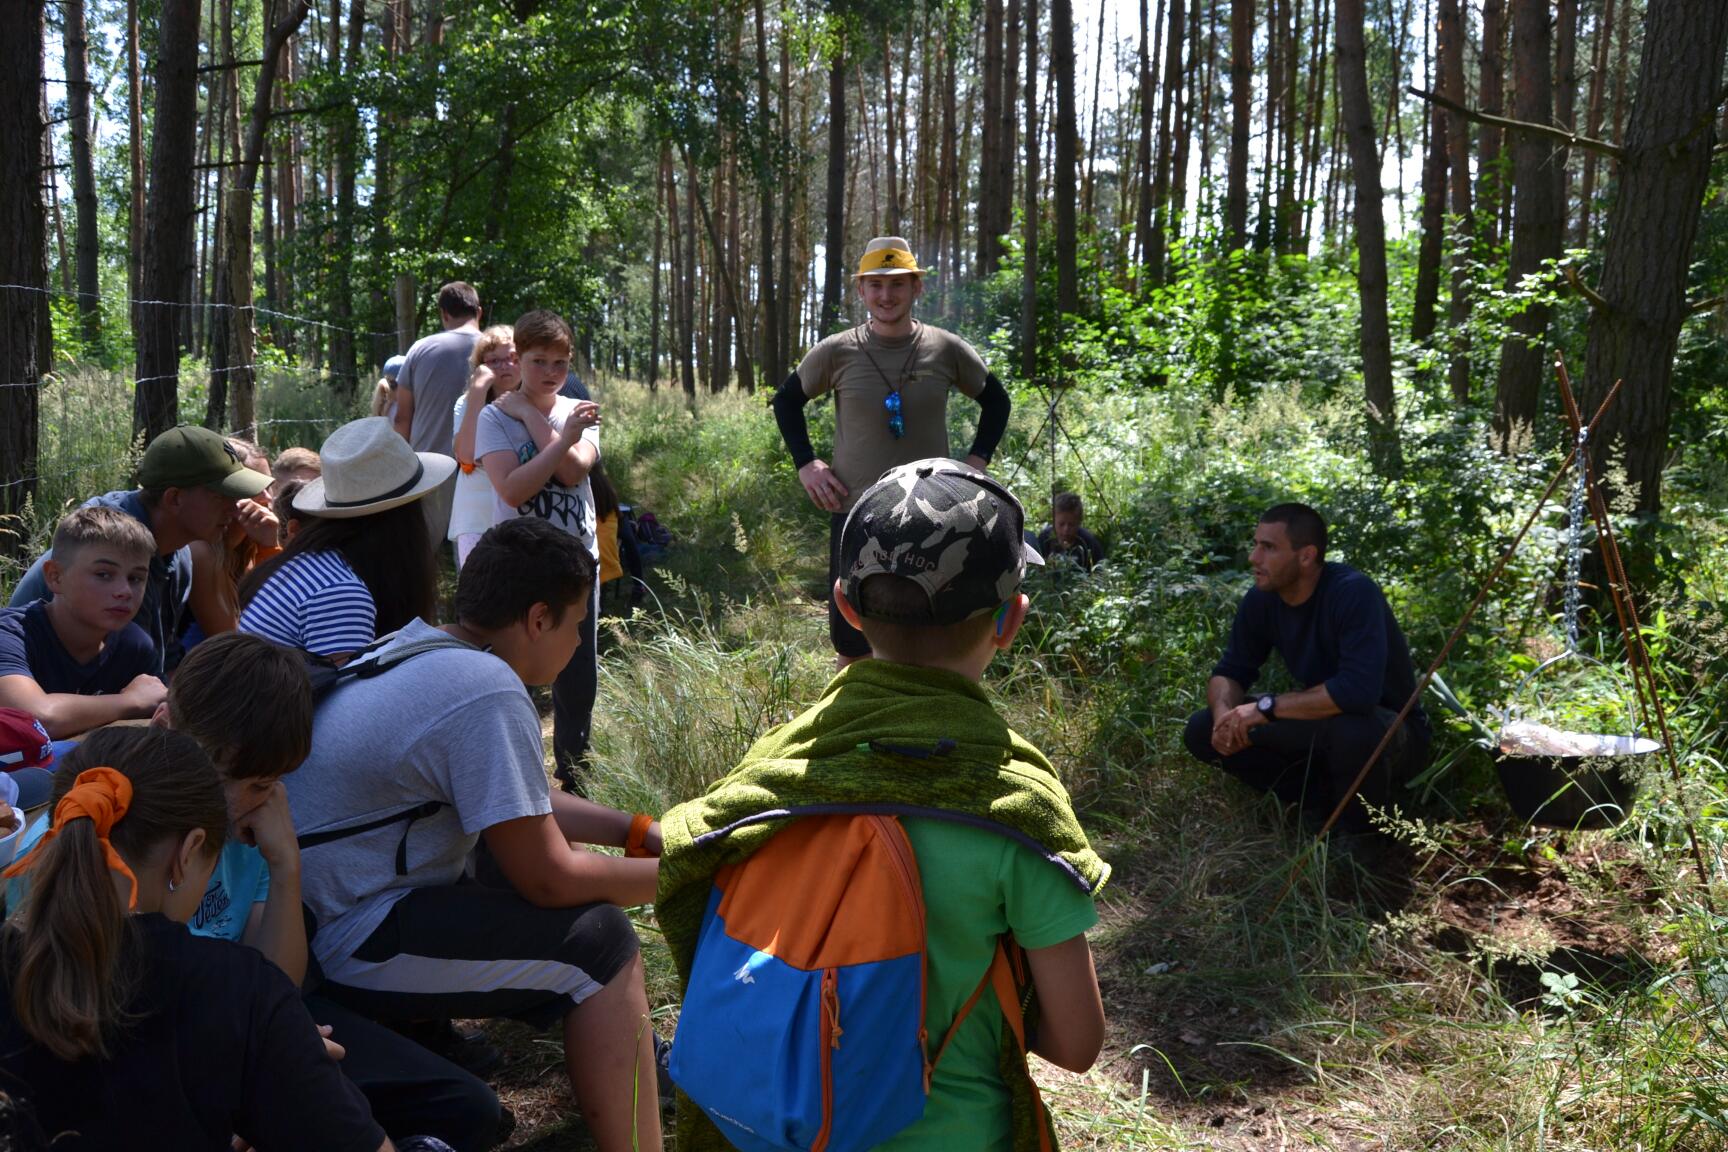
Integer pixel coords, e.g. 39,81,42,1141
9,260,1728,1149
551,367,1728,1152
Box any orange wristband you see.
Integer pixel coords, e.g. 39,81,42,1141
625,812,654,858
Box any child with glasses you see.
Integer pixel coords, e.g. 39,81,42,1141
450,326,521,570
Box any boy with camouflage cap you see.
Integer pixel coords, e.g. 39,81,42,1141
657,458,1108,1151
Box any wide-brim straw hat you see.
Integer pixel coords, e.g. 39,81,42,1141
856,236,925,277
292,416,456,519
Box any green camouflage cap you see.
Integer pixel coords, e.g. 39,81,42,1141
839,458,1043,625
137,425,272,499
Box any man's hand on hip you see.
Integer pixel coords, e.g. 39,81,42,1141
799,459,849,513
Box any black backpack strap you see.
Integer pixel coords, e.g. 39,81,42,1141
296,799,447,875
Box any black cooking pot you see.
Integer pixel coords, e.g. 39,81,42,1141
1494,733,1657,829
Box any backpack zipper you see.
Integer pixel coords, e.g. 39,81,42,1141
867,816,933,1093
813,966,842,1152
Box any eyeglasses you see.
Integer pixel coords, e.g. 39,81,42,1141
483,353,518,368
884,391,904,439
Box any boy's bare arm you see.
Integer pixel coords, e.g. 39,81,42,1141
549,790,662,855
1024,933,1105,1072
482,811,660,908
0,672,164,739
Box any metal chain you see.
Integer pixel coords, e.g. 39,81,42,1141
1564,425,1588,652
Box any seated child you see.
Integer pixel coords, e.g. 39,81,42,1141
187,439,283,643
371,356,406,423
0,507,164,738
590,462,623,590
5,633,503,1151
657,459,1110,1150
271,478,312,547
271,446,323,497
449,325,520,570
1037,491,1107,572
286,516,662,1151
164,633,502,1150
0,725,390,1151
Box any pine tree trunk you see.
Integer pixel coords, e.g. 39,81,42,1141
979,0,1004,275
1576,0,1615,246
1582,0,1728,525
1053,0,1078,315
1132,0,1154,271
1273,0,1300,251
1554,0,1578,240
1226,0,1254,251
1411,0,1448,343
1,0,46,557
1477,0,1506,249
63,0,101,344
884,31,901,235
1022,0,1039,378
820,39,847,336
331,0,364,395
1337,0,1400,475
1001,0,1020,254
685,168,700,393
1492,0,1559,453
650,147,664,391
1082,0,1107,223
127,0,145,307
1147,0,1184,285
753,0,779,389
1438,0,1474,402
134,0,205,443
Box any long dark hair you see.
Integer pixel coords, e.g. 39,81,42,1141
5,727,227,1061
238,499,438,636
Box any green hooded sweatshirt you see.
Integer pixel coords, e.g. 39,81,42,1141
657,658,1110,1151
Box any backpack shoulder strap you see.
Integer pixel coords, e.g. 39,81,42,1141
354,632,475,678
926,938,1054,1152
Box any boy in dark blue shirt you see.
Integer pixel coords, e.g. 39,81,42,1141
1183,503,1430,832
0,507,163,738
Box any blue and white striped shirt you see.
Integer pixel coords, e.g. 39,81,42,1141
238,551,376,657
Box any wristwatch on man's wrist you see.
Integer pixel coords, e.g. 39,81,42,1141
1256,694,1277,720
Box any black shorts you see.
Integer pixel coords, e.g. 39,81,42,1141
827,512,871,658
317,883,641,1032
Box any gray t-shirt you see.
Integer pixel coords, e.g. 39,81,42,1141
285,619,551,971
399,328,481,455
474,396,600,558
796,323,988,511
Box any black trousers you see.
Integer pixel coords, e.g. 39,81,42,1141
1183,707,1430,833
552,579,601,772
305,994,502,1152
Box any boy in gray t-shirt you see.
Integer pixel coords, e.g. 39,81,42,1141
287,517,664,1151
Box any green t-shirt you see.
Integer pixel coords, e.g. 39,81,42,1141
879,818,1099,1152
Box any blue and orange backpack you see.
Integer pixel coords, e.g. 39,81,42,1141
668,812,1051,1152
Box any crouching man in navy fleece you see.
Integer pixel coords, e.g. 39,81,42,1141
1184,503,1431,833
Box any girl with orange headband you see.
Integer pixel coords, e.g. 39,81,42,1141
0,726,396,1151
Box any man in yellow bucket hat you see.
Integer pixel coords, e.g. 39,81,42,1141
772,236,1012,664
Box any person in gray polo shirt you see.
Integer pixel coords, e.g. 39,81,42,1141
393,281,483,547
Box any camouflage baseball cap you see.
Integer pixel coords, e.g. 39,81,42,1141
839,458,1043,625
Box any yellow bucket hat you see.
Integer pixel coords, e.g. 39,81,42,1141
856,236,925,277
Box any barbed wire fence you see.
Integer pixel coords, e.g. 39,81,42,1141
1,280,400,574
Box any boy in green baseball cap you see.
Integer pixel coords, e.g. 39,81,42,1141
7,425,272,674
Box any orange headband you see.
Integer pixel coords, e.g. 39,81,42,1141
2,767,139,910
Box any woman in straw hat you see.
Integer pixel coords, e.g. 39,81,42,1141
771,236,1012,664
238,417,455,664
